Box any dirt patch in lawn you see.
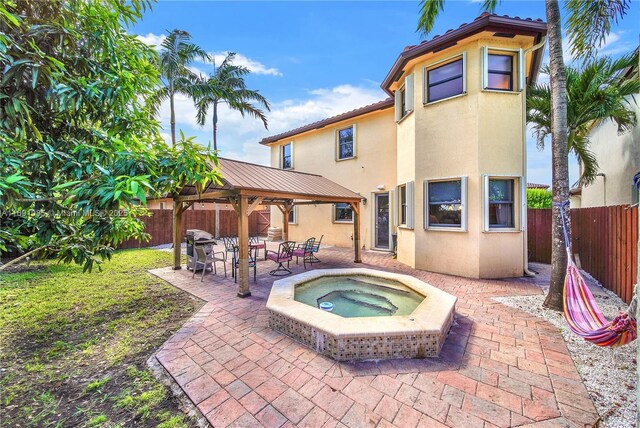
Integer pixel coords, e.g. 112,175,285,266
0,249,204,427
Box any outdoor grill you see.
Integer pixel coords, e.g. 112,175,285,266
185,229,216,271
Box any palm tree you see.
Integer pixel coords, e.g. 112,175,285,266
151,29,210,146
417,0,632,311
194,52,270,152
528,51,639,186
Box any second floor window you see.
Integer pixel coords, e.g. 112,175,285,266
395,74,414,121
487,54,513,91
281,143,292,169
337,126,354,160
427,58,464,103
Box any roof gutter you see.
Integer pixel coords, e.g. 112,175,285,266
381,14,547,95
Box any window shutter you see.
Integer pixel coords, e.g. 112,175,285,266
290,142,294,169
352,124,357,157
461,176,468,231
405,75,414,112
423,181,428,229
394,90,402,122
406,181,415,229
482,175,490,231
481,46,488,90
279,145,283,168
393,186,399,227
518,48,525,91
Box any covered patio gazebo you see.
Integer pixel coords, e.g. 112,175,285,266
171,158,364,298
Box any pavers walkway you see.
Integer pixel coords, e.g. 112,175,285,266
149,244,599,428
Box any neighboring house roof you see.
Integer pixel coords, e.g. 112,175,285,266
259,98,393,145
179,157,363,202
527,183,550,189
381,12,547,95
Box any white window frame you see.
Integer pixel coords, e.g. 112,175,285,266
287,206,297,225
336,124,357,161
424,176,468,232
482,175,524,232
423,52,467,105
395,181,414,229
481,46,525,92
395,74,414,122
333,202,354,224
280,142,294,170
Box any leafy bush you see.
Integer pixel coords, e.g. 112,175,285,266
527,188,552,209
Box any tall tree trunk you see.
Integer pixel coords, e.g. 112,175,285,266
212,100,218,152
170,91,176,146
543,0,570,311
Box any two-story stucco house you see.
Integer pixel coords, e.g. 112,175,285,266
259,13,547,279
570,56,639,208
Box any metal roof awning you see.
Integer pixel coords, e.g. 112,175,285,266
170,157,364,299
176,158,363,204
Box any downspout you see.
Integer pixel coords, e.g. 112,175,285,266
522,36,547,277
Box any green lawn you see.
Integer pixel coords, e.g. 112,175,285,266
0,249,202,427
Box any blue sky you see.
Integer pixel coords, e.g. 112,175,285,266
132,1,639,186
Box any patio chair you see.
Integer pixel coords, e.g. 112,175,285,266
266,241,295,276
310,234,323,264
249,234,267,260
293,237,316,270
232,245,257,283
221,236,238,276
192,245,227,282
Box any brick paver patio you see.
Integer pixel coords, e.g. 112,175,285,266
149,244,598,427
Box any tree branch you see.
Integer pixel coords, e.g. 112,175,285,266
0,246,50,271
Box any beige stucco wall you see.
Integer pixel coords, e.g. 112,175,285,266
391,34,531,278
269,109,397,249
265,31,536,279
580,99,640,208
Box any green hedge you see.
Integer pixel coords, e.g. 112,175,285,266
527,188,552,209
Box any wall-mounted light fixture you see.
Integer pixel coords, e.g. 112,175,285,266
377,184,385,190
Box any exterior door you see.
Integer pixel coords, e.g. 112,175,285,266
375,193,390,249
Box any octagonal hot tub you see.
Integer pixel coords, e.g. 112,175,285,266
266,268,457,361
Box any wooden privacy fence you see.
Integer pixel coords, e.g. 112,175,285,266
119,209,270,249
528,205,637,303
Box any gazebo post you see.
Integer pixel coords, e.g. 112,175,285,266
237,195,251,297
352,201,361,263
283,202,290,241
172,200,182,270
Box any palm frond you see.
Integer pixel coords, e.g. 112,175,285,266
566,0,632,61
416,0,445,37
569,133,599,186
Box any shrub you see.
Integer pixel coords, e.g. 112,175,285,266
527,189,552,209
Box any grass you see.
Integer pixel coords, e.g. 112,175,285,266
0,249,202,427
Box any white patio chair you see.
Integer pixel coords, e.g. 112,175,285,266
192,245,227,282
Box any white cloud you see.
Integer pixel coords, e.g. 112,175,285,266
156,83,385,165
209,52,282,76
136,32,166,49
563,31,633,63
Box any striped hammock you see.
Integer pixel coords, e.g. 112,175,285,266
557,202,637,347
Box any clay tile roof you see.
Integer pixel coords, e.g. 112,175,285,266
381,13,547,95
259,98,393,145
181,158,362,201
527,183,550,189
